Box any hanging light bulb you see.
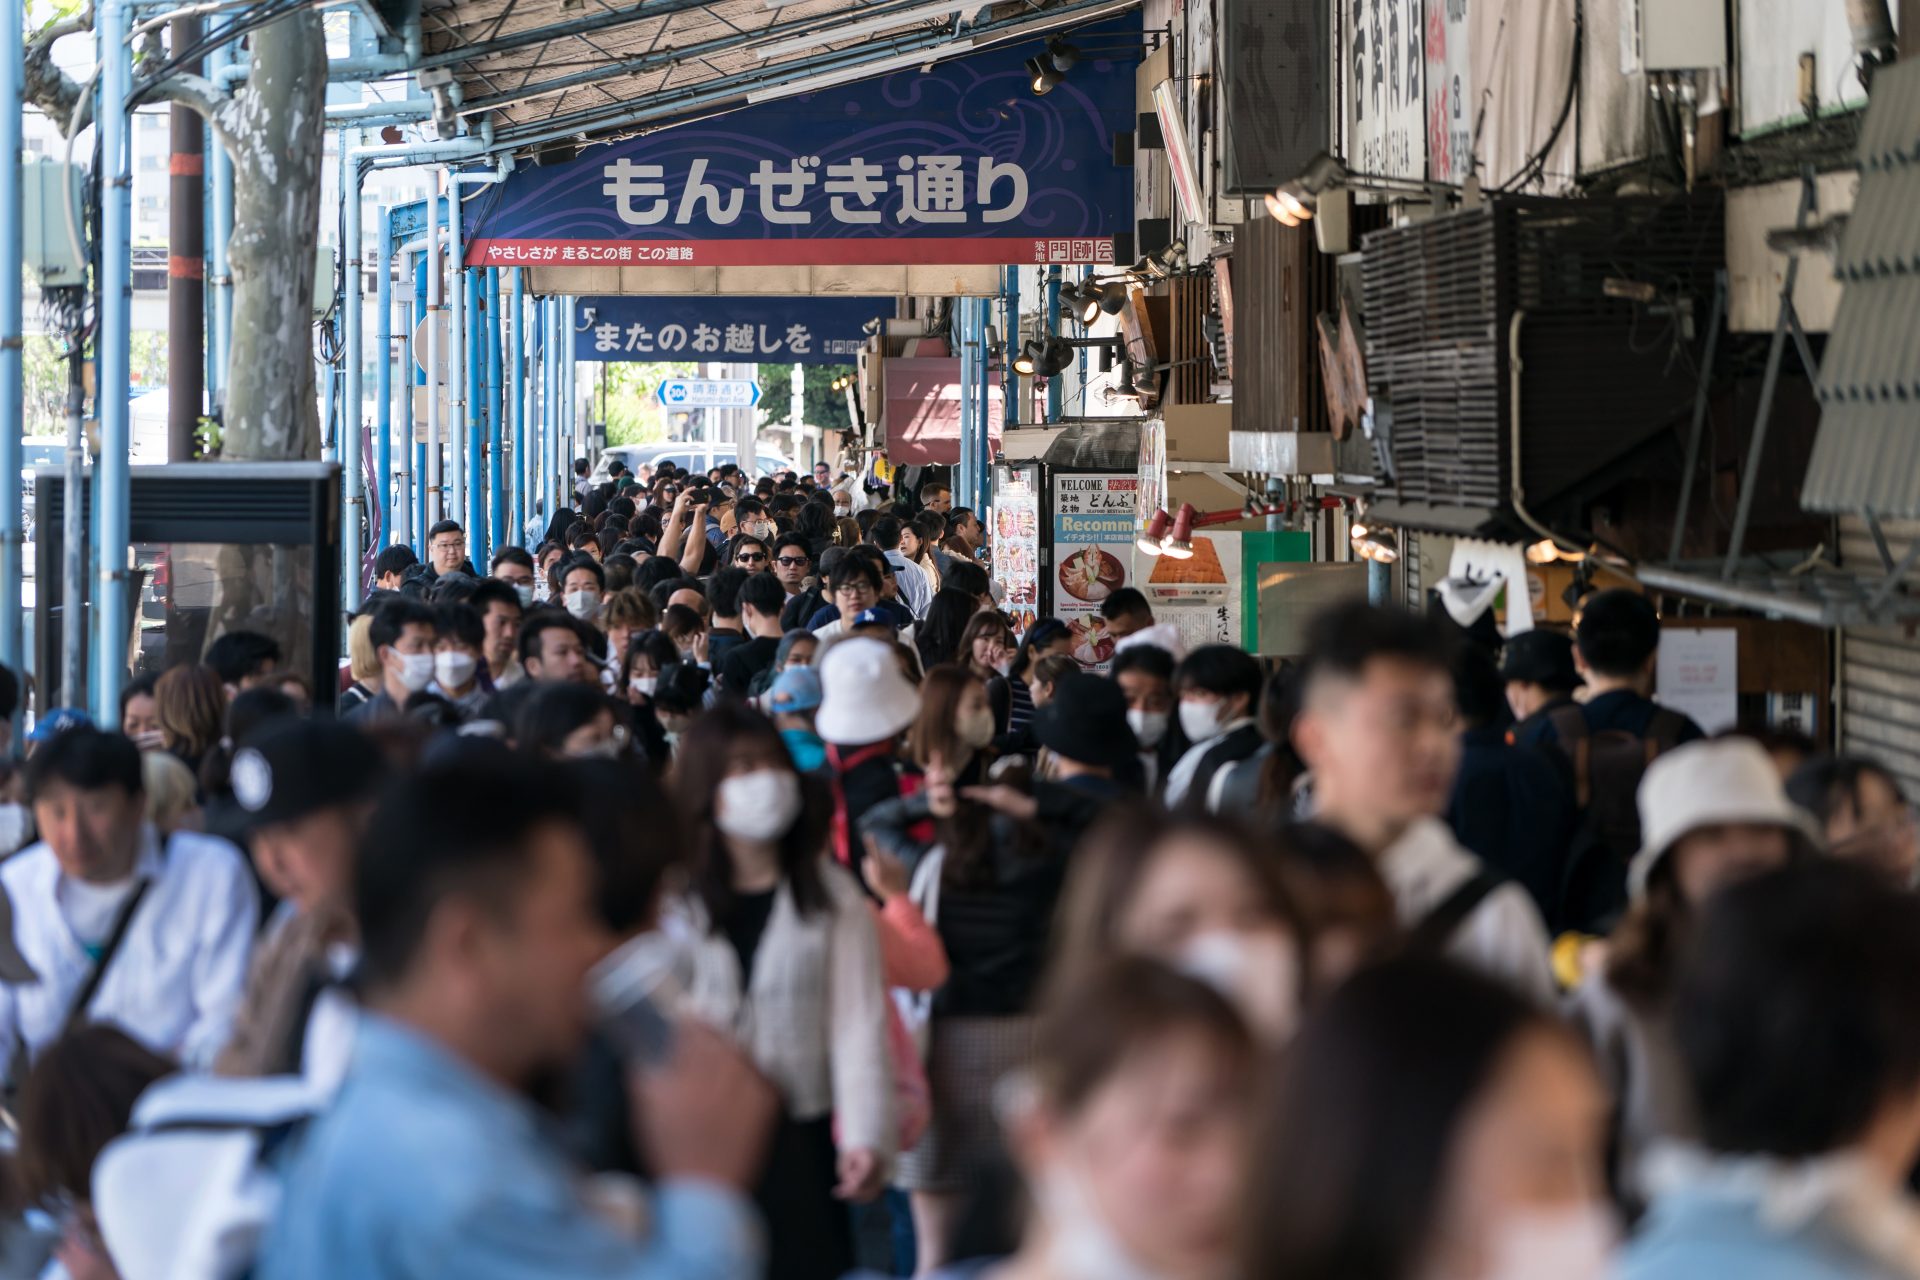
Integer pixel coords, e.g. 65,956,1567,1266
1136,508,1172,556
1013,339,1045,376
1161,503,1197,559
1525,540,1558,564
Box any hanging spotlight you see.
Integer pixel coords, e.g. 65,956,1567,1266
1036,335,1075,376
1524,539,1558,565
1135,239,1187,279
1026,54,1064,95
1094,280,1129,315
1136,508,1172,556
1160,503,1198,559
1046,36,1079,71
1013,338,1045,376
1355,528,1400,563
1264,185,1315,225
1265,152,1352,224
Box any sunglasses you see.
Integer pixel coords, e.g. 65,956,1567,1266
775,555,809,567
736,552,768,564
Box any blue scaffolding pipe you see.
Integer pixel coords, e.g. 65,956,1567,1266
92,0,132,722
375,206,393,557
446,179,466,538
342,141,365,613
1001,266,1019,427
416,237,434,548
545,297,559,517
486,268,503,560
464,266,481,554
1045,265,1062,423
566,299,579,480
509,268,525,546
207,40,233,412
0,0,23,686
394,246,411,550
955,297,984,515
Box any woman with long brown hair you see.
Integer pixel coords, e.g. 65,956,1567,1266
956,611,1016,737
664,701,893,1280
154,663,225,778
906,665,996,788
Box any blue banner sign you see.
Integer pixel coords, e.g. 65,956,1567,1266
657,379,763,408
577,295,892,364
465,17,1138,269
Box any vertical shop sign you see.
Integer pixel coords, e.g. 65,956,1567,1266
1346,0,1426,180
1052,472,1138,670
1424,0,1471,183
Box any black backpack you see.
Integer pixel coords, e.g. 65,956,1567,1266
1546,704,1688,934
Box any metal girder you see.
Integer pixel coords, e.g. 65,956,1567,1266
486,0,1136,150
415,0,716,72
457,0,987,117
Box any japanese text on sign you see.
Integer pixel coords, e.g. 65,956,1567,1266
1347,0,1426,180
602,156,1031,227
1425,0,1471,184
657,379,760,408
596,322,822,358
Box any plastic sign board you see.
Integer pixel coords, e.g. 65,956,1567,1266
656,379,763,409
577,296,892,365
463,16,1138,269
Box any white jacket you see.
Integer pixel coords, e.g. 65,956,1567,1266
1379,817,1556,1004
669,859,896,1159
0,824,258,1072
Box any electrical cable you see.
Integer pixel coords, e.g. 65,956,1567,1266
1495,0,1582,193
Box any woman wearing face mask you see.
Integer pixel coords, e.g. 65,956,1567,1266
119,676,164,753
1052,811,1311,1045
859,732,1072,1274
560,555,607,624
960,612,1019,738
536,541,567,601
1163,646,1265,813
1249,956,1612,1280
618,629,678,767
514,682,629,760
1569,738,1817,1210
669,703,894,1280
908,666,998,788
965,957,1257,1280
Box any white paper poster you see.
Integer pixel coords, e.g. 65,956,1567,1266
1425,0,1471,184
1346,0,1427,180
1656,628,1739,734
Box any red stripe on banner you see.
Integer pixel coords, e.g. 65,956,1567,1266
169,154,204,177
169,255,205,280
462,236,1118,269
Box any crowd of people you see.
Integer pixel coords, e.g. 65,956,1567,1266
0,453,1912,1280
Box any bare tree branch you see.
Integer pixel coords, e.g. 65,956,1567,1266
23,6,93,130
139,70,238,154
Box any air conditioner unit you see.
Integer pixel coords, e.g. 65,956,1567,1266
1361,196,1724,538
1620,0,1726,74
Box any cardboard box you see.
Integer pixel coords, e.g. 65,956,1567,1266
1162,404,1233,464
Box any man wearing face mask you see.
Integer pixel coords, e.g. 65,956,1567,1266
488,547,539,609
348,600,440,724
733,497,777,544
430,603,490,719
1163,647,1266,812
1111,645,1178,796
559,555,607,624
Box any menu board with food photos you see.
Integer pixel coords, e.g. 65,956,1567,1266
991,465,1042,637
1052,471,1139,670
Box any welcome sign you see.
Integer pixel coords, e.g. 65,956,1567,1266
463,17,1138,268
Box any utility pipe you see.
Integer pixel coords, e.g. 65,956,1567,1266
342,126,365,611
411,247,427,553
464,266,480,551
94,0,133,722
486,268,503,560
510,267,525,547
0,0,23,687
1045,265,1062,422
375,205,393,560
425,178,442,526
446,169,466,539
207,38,233,411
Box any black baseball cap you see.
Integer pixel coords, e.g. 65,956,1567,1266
1498,629,1581,693
230,718,384,830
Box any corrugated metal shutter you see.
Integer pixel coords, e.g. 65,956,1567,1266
1838,514,1920,794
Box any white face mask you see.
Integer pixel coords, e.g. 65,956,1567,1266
513,583,535,608
957,708,997,750
565,589,600,620
1176,928,1301,1043
1481,1203,1616,1280
391,650,436,693
434,651,478,691
1127,709,1169,748
630,675,658,698
715,769,803,842
1178,698,1230,743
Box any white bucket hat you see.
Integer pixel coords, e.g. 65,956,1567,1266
816,636,921,746
1629,737,1821,897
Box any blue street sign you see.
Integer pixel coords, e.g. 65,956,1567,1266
656,378,763,408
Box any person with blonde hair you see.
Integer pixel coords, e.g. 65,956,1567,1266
141,750,201,835
339,612,381,713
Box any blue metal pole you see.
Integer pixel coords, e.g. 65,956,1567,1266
465,267,481,553
510,267,525,547
445,174,465,535
375,205,393,556
486,268,503,561
93,0,132,721
0,0,24,687
342,149,365,613
208,40,233,414
1001,267,1019,428
1045,264,1062,423
956,297,979,515
414,247,429,554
